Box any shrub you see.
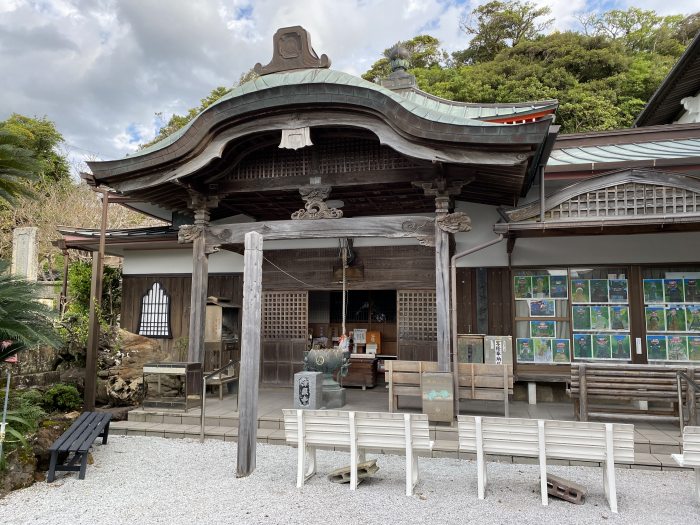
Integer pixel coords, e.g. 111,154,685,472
42,384,82,412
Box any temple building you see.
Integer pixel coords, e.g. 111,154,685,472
60,26,700,394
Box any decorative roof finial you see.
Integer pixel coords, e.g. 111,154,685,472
388,44,411,73
254,26,331,76
380,43,416,92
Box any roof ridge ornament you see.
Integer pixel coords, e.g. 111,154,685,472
254,26,331,76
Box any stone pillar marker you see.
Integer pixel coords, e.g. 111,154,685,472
11,227,38,281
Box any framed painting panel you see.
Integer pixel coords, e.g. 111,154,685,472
590,279,609,303
549,275,568,299
531,276,550,299
687,305,700,332
514,276,532,299
665,305,687,332
529,299,555,317
646,335,668,360
530,320,556,338
573,333,592,359
667,335,689,361
572,305,591,331
611,334,631,360
688,336,700,361
592,334,611,359
610,306,630,331
664,279,684,303
608,279,628,303
643,279,664,303
590,306,610,331
516,338,534,362
645,306,666,332
571,279,590,304
533,338,553,363
684,279,700,303
553,339,570,363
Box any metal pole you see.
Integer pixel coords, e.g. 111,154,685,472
0,369,11,460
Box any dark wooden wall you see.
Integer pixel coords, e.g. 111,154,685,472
262,245,435,290
122,273,243,355
455,267,513,336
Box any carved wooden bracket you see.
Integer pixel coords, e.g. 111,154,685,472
400,218,435,247
292,185,343,220
436,212,472,233
254,26,330,76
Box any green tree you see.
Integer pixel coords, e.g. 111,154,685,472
0,114,70,185
0,130,39,204
362,35,446,83
0,260,60,362
455,0,553,64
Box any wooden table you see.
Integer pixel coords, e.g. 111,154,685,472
341,356,378,389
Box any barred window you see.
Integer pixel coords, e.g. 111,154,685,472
138,283,171,337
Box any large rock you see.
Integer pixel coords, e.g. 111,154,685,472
0,448,36,497
100,330,168,406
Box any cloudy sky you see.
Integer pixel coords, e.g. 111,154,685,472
0,0,696,173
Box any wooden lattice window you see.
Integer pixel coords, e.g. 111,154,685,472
262,291,308,340
397,290,437,341
545,183,700,220
138,283,171,338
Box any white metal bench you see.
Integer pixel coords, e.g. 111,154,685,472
457,415,634,513
282,409,433,496
671,426,700,502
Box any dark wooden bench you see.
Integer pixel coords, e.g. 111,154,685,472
571,363,698,422
47,412,111,482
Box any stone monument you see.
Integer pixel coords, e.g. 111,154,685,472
11,227,38,281
293,371,323,410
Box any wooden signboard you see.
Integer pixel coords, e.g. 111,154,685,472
421,372,454,423
457,334,484,363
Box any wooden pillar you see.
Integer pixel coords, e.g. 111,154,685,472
237,231,263,478
85,189,109,411
186,195,217,363
435,195,451,372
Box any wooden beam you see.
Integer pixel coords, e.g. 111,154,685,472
199,215,435,246
214,168,436,194
237,231,263,478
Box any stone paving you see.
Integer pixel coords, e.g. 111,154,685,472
110,385,687,470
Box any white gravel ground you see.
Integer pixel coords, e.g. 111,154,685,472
1,436,698,524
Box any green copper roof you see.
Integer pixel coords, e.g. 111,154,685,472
134,69,554,159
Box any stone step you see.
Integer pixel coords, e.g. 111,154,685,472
108,421,684,470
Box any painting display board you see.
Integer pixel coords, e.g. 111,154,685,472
643,276,700,362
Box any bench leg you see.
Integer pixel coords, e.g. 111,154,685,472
404,413,415,496
78,452,89,480
528,382,537,405
604,424,618,513
101,421,110,445
475,416,486,499
695,468,700,503
47,451,59,483
538,420,548,506
349,412,358,491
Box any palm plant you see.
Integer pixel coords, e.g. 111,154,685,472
0,260,61,362
0,129,38,204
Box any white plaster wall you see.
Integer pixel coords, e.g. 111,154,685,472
512,232,700,266
454,201,509,267
122,249,244,274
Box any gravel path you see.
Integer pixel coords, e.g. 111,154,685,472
1,436,697,524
